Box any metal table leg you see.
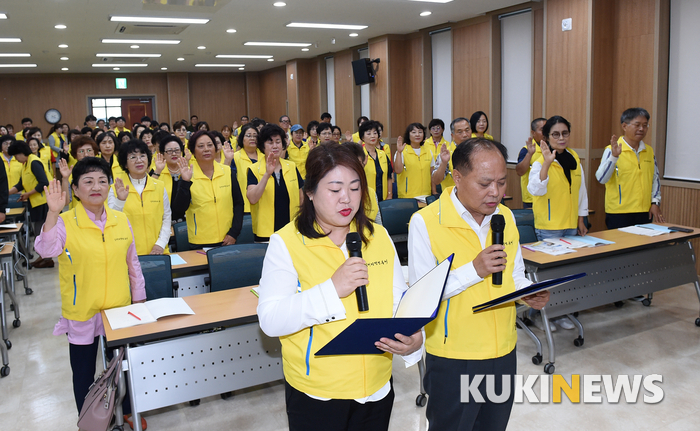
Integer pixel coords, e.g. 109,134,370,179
2,261,20,326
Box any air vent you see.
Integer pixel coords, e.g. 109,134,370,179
116,24,187,35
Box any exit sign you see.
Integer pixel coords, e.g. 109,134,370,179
115,78,127,89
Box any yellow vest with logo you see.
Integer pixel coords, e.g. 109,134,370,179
520,140,542,204
234,149,264,212
367,186,379,221
419,188,518,360
426,136,453,155
58,203,133,321
604,137,655,214
22,154,48,208
3,156,22,191
364,147,389,201
397,145,434,198
287,141,310,179
531,149,582,230
436,141,461,191
276,222,395,399
38,146,54,181
112,174,169,255
249,157,300,238
186,161,235,245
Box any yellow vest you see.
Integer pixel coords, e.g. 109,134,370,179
276,222,395,399
158,165,176,202
471,133,494,140
67,173,78,211
234,148,264,212
100,155,125,180
367,186,379,221
249,157,301,238
58,203,133,321
426,136,453,155
3,155,22,190
363,147,390,201
520,140,542,204
286,141,310,179
21,154,48,208
419,188,518,360
531,149,582,230
436,142,460,191
397,145,434,198
38,146,54,181
185,161,235,245
351,131,361,143
604,138,655,214
112,174,169,255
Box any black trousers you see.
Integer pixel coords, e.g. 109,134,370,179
285,380,394,431
69,337,131,415
424,350,516,431
605,211,652,229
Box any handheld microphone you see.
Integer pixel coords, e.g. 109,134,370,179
346,232,369,312
490,214,506,286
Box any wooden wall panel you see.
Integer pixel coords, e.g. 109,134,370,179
504,167,523,209
245,72,261,119
258,66,287,123
388,37,425,139
286,61,299,123
533,8,545,117
0,73,168,131
452,21,491,120
661,185,700,272
334,49,358,133
188,73,247,130
297,59,322,127
166,73,190,125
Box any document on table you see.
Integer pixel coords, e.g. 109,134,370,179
618,226,666,236
169,253,187,265
635,223,672,233
522,241,577,255
0,224,19,229
543,236,614,248
104,298,195,330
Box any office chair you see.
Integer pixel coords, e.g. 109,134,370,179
138,255,179,300
205,243,268,292
173,221,190,252
236,214,254,244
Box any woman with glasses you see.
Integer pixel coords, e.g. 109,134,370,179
97,132,124,180
305,121,319,150
234,124,263,213
469,111,494,140
394,122,435,199
152,135,185,206
527,115,588,241
359,121,393,202
426,118,452,155
108,139,171,255
58,136,99,210
173,120,189,146
316,123,334,146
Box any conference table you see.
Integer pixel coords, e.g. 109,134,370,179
103,288,282,431
521,224,700,374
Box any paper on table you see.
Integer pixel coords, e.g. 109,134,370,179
543,237,592,249
0,224,19,229
522,241,577,255
618,226,665,236
635,223,672,233
169,253,187,265
104,298,194,330
571,235,614,246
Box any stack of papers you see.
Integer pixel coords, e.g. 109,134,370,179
522,242,576,256
169,253,188,265
543,236,614,248
618,225,666,236
104,298,195,330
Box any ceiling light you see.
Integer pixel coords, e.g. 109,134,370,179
0,14,7,19
0,64,37,68
349,33,358,37
273,2,286,6
409,0,452,3
113,67,120,70
58,44,68,48
0,53,30,57
226,29,237,33
177,57,185,61
301,48,309,52
109,16,209,24
161,67,168,70
91,64,148,67
420,11,432,16
216,54,273,59
197,46,206,50
130,45,139,49
60,57,69,60
194,64,246,67
267,58,274,62
0,38,21,43
95,53,162,58
238,67,245,70
286,23,368,30
61,67,69,71
245,41,311,47
55,24,67,29
102,39,180,45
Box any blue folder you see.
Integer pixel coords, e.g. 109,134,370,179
315,254,454,356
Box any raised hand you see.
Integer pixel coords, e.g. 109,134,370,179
265,153,278,176
526,137,536,155
540,140,555,165
178,157,193,182
610,135,622,157
114,177,130,200
232,121,238,129
45,179,66,213
223,142,235,165
440,143,450,165
154,153,166,174
396,135,406,153
58,158,72,178
184,148,192,163
345,130,352,142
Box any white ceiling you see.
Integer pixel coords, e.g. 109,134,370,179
0,0,527,74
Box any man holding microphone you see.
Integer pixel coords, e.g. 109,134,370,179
409,137,550,431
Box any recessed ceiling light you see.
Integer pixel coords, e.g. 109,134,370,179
194,64,246,67
58,44,68,48
197,46,206,50
60,57,69,60
215,54,273,59
349,33,358,37
0,14,7,19
238,67,245,70
110,16,209,24
177,57,185,61
130,45,139,49
286,23,368,30
245,42,311,47
102,39,180,45
273,2,286,7
0,53,31,57
0,64,37,68
92,63,148,67
61,67,69,71
420,11,432,17
409,0,453,3
0,38,21,43
161,67,168,70
55,24,67,29
95,53,162,58
226,29,237,33
267,58,274,62
301,48,309,52
113,67,120,70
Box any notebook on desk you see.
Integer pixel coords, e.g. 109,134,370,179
315,254,454,356
104,298,195,330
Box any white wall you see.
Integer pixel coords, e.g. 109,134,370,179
359,48,371,120
325,57,336,123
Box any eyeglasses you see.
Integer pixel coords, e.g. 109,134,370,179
77,149,95,155
127,154,148,161
163,149,181,155
430,126,442,131
281,119,290,123
244,134,257,139
550,131,570,139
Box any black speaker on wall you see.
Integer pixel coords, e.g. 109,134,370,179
352,58,376,85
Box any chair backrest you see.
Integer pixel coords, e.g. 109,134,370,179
207,243,269,292
511,208,535,227
236,214,254,244
425,194,438,205
378,198,420,239
517,224,538,244
7,194,23,209
138,255,176,300
173,221,190,252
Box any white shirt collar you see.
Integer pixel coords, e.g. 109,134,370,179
129,174,147,186
621,137,646,154
449,187,500,230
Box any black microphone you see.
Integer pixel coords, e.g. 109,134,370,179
346,232,369,312
491,214,506,286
